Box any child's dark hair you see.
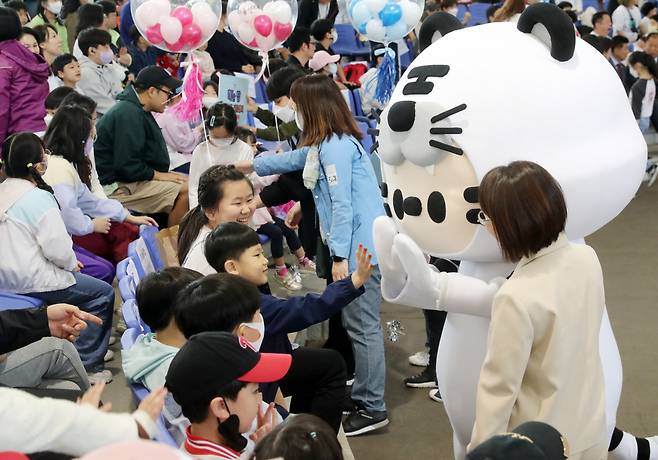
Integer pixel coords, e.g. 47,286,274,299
129,24,143,45
203,80,218,93
206,103,238,135
235,126,256,145
77,27,111,57
204,222,262,273
176,379,248,423
266,67,306,101
1,132,54,195
51,53,78,79
252,414,344,460
136,267,202,331
629,51,658,78
174,273,261,339
44,104,94,187
177,165,254,264
75,3,104,35
45,86,75,111
263,58,286,79
60,91,97,116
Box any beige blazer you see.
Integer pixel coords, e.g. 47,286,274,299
469,233,607,456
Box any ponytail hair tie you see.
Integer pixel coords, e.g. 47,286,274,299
26,163,34,168
209,115,216,127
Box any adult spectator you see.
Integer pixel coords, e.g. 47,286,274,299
94,66,190,226
18,25,40,54
0,7,50,142
298,0,338,28
61,0,84,51
27,0,69,53
72,3,104,56
640,1,657,34
206,0,256,73
310,18,353,86
646,31,658,60
611,35,632,91
98,0,120,47
612,0,642,42
127,25,160,77
591,11,612,36
5,0,30,25
492,0,525,22
34,23,61,64
286,27,315,71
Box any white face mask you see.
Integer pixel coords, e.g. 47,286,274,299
328,63,338,77
294,110,304,131
203,95,219,109
44,113,53,126
273,105,295,123
448,6,458,16
46,1,63,15
630,66,639,78
332,30,338,44
240,313,265,351
210,136,235,147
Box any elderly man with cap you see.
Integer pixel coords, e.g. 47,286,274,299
94,65,190,226
166,331,291,460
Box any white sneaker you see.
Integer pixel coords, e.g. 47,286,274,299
275,270,303,291
408,350,430,367
108,336,117,346
87,369,113,385
298,258,317,274
104,349,115,362
429,389,443,403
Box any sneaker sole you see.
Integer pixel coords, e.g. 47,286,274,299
344,418,390,437
405,381,438,388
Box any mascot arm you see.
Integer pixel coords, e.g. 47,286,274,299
469,293,534,451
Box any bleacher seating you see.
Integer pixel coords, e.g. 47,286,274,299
0,292,44,311
139,225,164,271
333,24,371,59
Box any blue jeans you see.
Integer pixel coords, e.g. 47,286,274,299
341,267,386,412
26,272,114,372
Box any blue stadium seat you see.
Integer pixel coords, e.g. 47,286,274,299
116,257,130,281
333,24,371,58
121,299,142,331
0,292,44,311
118,276,135,302
139,225,164,271
356,120,374,154
351,89,364,117
255,79,268,104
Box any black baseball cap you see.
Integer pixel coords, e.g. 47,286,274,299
134,65,182,92
165,331,291,408
466,422,569,460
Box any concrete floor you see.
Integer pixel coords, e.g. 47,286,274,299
104,182,658,460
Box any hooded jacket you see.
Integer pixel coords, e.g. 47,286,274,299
121,332,178,391
0,40,49,142
94,85,170,185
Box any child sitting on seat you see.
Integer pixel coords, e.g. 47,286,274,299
166,331,290,459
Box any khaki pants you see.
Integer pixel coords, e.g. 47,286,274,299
110,180,182,214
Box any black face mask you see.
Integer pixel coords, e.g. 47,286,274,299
217,403,248,452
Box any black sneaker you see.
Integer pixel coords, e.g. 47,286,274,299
404,367,438,388
343,408,389,436
342,397,359,416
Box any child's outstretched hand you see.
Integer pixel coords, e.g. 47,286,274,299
350,244,374,289
250,402,277,443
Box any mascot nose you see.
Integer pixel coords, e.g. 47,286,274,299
388,101,416,132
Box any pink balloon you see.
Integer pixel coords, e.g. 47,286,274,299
171,6,193,26
273,21,292,42
247,38,258,48
181,23,202,47
145,24,163,43
253,14,273,37
166,38,185,52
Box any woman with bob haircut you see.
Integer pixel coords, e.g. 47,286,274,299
469,161,608,460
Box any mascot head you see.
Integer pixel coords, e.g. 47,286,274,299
376,4,646,262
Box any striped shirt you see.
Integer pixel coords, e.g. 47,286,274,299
182,427,241,459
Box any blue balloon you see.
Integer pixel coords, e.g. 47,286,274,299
385,19,408,41
358,21,369,34
348,0,363,16
378,2,402,27
351,1,372,27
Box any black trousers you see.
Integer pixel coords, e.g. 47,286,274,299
256,217,302,259
279,346,347,433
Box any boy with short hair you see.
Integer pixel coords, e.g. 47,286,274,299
50,53,80,89
174,221,375,433
165,331,291,459
77,28,124,116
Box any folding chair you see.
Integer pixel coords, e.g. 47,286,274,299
139,225,164,271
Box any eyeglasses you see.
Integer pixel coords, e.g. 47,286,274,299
156,87,176,98
477,210,491,225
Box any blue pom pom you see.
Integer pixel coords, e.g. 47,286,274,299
374,49,396,105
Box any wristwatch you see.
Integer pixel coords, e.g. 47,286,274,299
332,256,345,263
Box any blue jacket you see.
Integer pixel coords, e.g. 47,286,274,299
259,276,364,401
253,134,385,271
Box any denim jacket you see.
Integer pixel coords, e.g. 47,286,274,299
253,134,384,270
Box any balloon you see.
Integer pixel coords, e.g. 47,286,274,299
253,14,273,36
255,33,276,51
385,18,407,41
132,0,221,52
145,24,164,43
273,21,292,41
160,16,183,44
351,1,371,26
378,2,401,26
400,0,421,27
365,0,386,14
237,21,255,42
365,18,386,41
226,0,298,51
182,23,202,46
172,6,193,26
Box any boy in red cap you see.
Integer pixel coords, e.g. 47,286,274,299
165,331,291,459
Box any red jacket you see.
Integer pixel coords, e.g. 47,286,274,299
0,40,49,143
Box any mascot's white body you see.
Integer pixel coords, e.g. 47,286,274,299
372,6,646,459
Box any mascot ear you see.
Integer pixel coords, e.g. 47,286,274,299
419,12,464,52
517,3,576,62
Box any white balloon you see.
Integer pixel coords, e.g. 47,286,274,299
135,0,168,29
365,0,386,14
237,20,255,43
227,10,241,32
255,32,276,51
160,16,183,43
195,10,219,36
238,1,258,14
400,0,421,28
271,1,292,23
365,18,386,41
